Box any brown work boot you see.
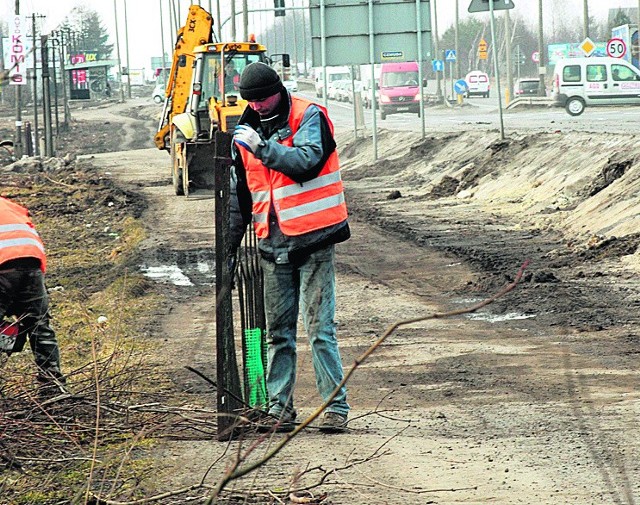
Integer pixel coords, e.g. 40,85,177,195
318,412,347,433
256,410,297,433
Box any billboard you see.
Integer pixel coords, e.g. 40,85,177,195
547,42,607,66
309,0,432,66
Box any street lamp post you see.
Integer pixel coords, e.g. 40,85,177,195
113,0,125,102
537,0,546,97
124,0,132,98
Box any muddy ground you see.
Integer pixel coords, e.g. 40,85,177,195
1,97,639,504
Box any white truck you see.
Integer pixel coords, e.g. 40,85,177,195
314,65,351,98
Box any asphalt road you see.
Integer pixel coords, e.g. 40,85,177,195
299,90,640,135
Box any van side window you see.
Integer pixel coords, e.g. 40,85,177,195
586,65,607,82
563,65,581,82
612,64,637,81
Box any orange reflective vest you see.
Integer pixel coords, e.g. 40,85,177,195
239,97,348,238
0,198,47,272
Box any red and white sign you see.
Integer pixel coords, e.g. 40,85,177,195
531,51,540,64
606,38,627,58
8,15,26,85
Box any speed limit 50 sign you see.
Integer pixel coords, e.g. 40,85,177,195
606,38,627,58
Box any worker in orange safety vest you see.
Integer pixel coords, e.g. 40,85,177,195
0,197,64,387
230,62,350,433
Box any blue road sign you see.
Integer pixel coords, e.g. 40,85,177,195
454,79,469,95
432,59,444,72
445,49,457,62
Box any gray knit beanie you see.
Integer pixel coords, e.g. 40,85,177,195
238,62,284,101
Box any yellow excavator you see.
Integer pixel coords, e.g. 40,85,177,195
154,5,288,196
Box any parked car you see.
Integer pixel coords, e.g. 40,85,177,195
515,78,540,97
361,83,379,109
152,82,165,104
335,80,351,102
283,77,298,92
464,70,490,98
552,56,640,116
346,80,363,103
327,79,347,101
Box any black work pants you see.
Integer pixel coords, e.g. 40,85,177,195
0,258,61,376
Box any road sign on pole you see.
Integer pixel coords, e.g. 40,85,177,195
606,38,627,58
445,49,457,62
468,0,514,13
432,59,444,72
454,79,468,95
478,38,488,60
469,0,507,140
580,37,596,57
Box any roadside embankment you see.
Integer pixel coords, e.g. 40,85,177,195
338,128,640,272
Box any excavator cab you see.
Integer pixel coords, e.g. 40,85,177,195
169,42,273,196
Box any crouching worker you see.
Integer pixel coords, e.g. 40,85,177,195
0,196,65,388
230,62,350,433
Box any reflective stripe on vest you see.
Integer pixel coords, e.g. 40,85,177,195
0,237,46,254
0,198,47,272
240,97,348,238
0,224,41,237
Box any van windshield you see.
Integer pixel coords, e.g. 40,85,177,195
329,73,350,82
382,71,419,87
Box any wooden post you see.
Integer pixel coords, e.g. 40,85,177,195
214,131,244,441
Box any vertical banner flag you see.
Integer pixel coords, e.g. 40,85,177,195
8,15,27,85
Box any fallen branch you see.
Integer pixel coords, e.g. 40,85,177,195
206,260,530,503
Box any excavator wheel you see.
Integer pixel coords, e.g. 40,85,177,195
171,146,184,196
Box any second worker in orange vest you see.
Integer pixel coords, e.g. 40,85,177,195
231,62,350,433
0,196,65,389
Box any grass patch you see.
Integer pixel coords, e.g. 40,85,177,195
0,161,171,503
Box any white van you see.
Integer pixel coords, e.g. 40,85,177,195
552,56,640,116
465,70,490,98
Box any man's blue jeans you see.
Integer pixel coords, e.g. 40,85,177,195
260,245,349,418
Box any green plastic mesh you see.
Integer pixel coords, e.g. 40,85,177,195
244,327,267,407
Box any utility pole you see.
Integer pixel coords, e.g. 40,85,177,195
243,0,249,41
40,35,53,157
583,0,589,40
32,14,39,155
59,29,70,131
49,40,59,136
292,0,299,74
216,0,222,41
454,0,459,80
432,0,442,101
14,0,23,160
231,0,237,40
537,0,546,97
302,0,308,76
159,0,167,83
113,0,125,102
505,8,513,103
124,0,132,98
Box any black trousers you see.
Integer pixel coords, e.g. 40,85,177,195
0,258,61,376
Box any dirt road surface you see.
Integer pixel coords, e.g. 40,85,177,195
3,97,640,504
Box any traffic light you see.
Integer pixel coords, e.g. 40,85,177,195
274,0,285,16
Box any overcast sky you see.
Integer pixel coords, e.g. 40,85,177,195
1,0,637,70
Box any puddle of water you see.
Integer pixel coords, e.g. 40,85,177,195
141,265,193,286
466,312,536,323
139,248,216,287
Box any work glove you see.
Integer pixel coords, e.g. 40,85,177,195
233,125,265,154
